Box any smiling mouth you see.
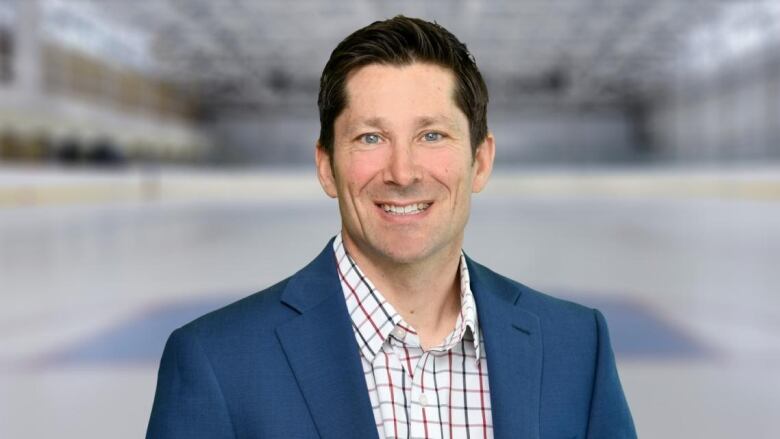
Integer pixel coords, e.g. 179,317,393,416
379,202,432,216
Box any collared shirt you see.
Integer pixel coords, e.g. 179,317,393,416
333,234,493,439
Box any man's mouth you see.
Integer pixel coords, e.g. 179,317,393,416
379,202,432,216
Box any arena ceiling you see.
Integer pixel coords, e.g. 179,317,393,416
10,0,780,108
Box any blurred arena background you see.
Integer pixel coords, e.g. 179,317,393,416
1,0,779,437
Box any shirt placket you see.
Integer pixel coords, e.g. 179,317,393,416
391,326,443,439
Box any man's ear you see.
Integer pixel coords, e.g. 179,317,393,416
315,142,338,198
472,132,495,193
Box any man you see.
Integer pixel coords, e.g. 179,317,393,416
147,16,636,439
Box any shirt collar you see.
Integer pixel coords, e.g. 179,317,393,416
333,233,482,364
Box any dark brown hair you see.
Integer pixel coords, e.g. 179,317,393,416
317,16,489,158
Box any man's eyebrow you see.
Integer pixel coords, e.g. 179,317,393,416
346,117,388,133
414,115,460,131
345,115,460,133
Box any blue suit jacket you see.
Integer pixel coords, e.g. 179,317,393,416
147,241,636,438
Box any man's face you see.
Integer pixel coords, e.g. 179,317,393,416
316,62,494,266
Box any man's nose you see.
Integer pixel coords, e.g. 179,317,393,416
383,141,422,187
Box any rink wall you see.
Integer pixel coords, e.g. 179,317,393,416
1,164,779,207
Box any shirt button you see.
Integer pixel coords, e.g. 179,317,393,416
419,393,428,406
391,326,405,341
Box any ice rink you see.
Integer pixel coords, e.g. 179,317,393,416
1,166,779,438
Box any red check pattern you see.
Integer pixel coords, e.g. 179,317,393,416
334,234,493,439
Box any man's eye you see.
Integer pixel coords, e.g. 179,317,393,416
423,132,443,142
361,134,381,144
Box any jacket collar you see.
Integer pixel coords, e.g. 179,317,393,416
275,239,379,439
466,256,543,439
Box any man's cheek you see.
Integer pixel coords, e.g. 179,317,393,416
344,159,382,186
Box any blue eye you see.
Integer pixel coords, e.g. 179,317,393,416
423,132,442,142
361,134,381,144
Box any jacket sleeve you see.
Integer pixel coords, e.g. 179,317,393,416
146,328,236,439
586,309,637,439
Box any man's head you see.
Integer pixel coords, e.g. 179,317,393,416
315,16,495,268
317,15,489,158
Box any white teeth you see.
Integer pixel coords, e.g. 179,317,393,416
381,203,431,215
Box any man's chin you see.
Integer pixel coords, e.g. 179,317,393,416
342,228,455,267
372,240,451,266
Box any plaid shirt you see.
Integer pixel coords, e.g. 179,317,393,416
334,234,493,439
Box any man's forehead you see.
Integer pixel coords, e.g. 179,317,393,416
338,62,465,129
344,61,455,92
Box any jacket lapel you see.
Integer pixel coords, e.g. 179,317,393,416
275,242,378,439
467,257,543,439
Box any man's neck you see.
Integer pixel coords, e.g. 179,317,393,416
341,234,463,350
